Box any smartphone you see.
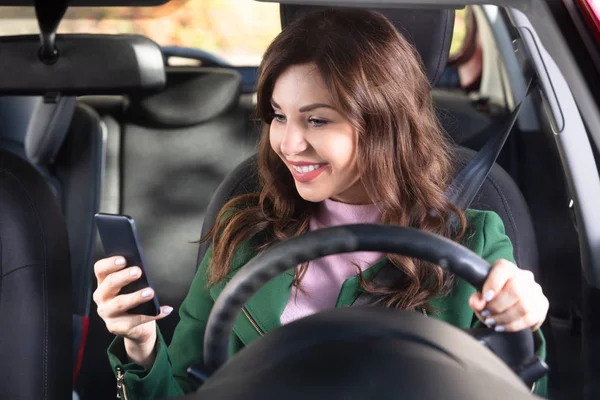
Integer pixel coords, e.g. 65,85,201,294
94,213,161,316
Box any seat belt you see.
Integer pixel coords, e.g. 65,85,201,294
353,77,536,307
25,94,76,166
444,80,535,229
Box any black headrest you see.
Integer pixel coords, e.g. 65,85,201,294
280,5,455,86
130,68,242,127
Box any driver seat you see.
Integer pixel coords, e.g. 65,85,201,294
196,5,540,277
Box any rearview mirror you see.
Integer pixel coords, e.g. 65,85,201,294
0,34,166,95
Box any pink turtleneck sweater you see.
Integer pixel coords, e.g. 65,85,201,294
280,198,383,325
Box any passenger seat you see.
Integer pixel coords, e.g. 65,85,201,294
0,95,104,382
77,66,258,400
0,146,73,400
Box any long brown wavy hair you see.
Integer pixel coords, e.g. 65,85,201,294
203,8,466,312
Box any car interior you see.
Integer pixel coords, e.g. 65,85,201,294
0,0,599,399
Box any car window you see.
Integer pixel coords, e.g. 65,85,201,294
449,7,469,59
0,0,281,66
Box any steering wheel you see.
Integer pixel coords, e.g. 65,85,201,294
189,224,548,399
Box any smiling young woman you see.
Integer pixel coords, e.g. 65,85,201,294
93,8,549,399
208,7,463,307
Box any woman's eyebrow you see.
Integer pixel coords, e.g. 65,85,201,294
298,103,335,112
271,99,336,113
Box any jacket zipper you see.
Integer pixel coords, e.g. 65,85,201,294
242,307,265,336
116,367,129,400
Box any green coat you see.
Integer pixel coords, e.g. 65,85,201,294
108,210,548,399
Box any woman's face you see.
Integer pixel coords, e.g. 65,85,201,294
269,63,369,204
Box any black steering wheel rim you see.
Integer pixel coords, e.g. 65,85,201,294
203,223,494,372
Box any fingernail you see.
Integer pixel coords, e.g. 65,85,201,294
141,289,152,298
484,290,495,302
129,268,139,276
481,309,491,318
484,317,496,326
163,306,173,314
495,325,506,332
115,257,126,266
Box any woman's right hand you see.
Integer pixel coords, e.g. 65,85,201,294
93,256,173,348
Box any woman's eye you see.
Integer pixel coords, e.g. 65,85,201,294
309,118,327,127
273,113,286,123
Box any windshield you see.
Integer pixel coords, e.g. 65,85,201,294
0,0,281,66
0,1,467,66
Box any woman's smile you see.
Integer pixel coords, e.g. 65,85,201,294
287,161,330,183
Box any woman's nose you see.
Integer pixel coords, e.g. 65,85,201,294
280,124,308,156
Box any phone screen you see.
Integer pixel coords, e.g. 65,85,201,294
95,213,160,316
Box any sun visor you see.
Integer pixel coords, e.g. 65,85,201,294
0,34,166,95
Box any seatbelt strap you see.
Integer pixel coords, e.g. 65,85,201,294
445,77,536,228
25,93,76,165
352,77,536,307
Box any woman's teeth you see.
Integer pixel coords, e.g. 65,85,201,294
293,164,324,173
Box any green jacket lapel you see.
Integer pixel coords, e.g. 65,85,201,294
208,261,295,346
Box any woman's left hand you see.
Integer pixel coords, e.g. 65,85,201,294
469,259,549,332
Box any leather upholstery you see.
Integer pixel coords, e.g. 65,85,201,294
0,97,104,388
0,97,103,317
0,148,72,400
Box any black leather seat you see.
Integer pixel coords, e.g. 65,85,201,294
197,5,539,278
0,95,105,382
0,148,72,400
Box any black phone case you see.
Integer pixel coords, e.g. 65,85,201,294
95,213,161,316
